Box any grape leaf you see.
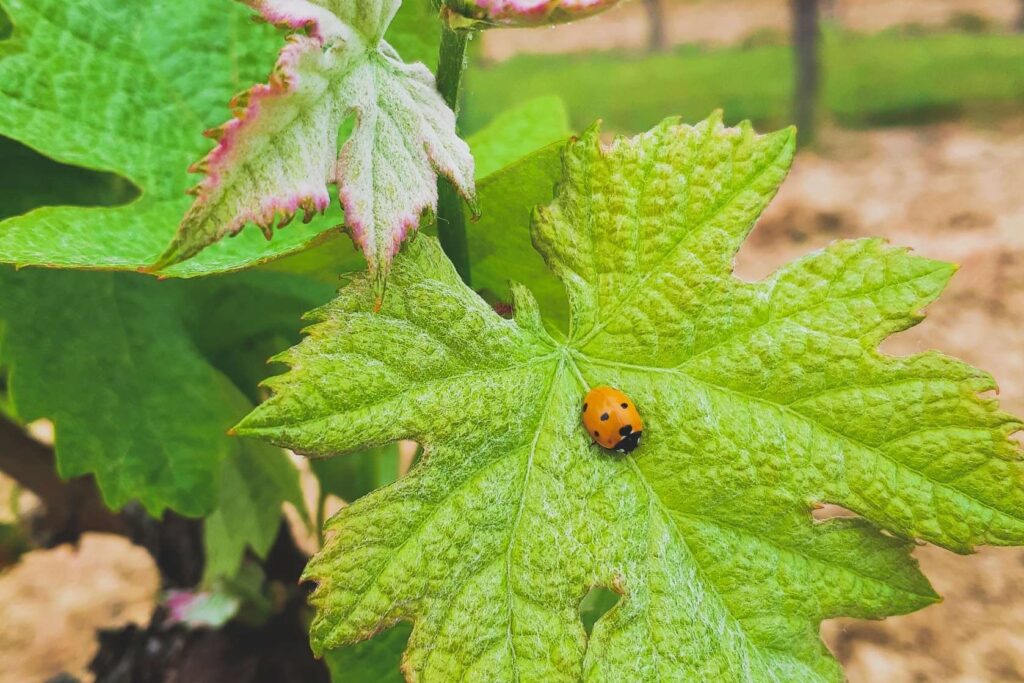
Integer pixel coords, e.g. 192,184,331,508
154,0,475,297
237,113,1024,680
260,96,572,300
0,0,436,278
204,440,306,581
0,268,323,517
467,95,570,178
325,623,411,683
465,140,566,319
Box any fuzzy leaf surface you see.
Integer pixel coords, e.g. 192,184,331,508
237,114,1024,681
0,0,436,277
155,0,475,294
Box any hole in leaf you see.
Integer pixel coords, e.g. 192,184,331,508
976,387,999,401
812,502,859,521
579,586,620,636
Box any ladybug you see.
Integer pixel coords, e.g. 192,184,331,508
581,386,643,454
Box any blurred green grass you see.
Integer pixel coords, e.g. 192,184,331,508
462,29,1024,135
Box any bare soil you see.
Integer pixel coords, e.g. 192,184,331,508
0,534,158,683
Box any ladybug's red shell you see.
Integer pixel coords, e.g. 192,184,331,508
581,386,643,453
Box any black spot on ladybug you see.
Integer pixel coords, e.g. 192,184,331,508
613,430,642,454
621,402,628,409
619,424,633,436
583,403,588,412
600,412,609,421
593,430,600,436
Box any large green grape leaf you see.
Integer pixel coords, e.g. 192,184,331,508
237,113,1024,680
0,0,437,278
153,0,475,297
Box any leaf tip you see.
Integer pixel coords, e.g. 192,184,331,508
371,267,389,312
142,253,172,274
783,123,799,148
202,125,227,142
580,118,604,140
231,415,256,439
188,157,210,175
466,193,481,220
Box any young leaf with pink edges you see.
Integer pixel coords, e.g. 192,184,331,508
153,0,476,294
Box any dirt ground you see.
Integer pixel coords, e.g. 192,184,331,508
480,0,1021,61
0,534,158,683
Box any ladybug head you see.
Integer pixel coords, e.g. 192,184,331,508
613,425,642,454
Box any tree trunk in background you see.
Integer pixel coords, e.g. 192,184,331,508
791,0,821,145
1017,0,1024,32
643,0,667,52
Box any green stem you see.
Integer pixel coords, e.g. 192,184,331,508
435,24,472,285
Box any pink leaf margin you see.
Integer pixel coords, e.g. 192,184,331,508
245,0,348,43
149,34,334,270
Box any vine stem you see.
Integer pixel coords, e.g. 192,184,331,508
435,23,472,285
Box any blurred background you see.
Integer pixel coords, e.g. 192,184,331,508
2,1,1023,681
